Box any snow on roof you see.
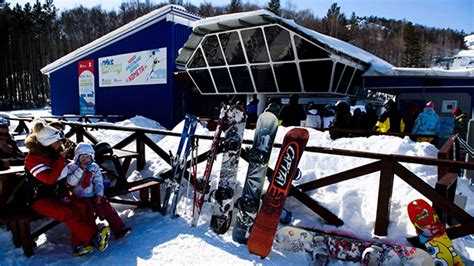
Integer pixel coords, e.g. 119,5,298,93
364,67,474,77
189,10,394,73
457,49,474,57
41,4,200,75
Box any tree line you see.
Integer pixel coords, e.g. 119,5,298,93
0,0,466,110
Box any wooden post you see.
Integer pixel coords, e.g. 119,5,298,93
374,159,395,236
136,132,146,170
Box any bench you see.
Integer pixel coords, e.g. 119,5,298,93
0,176,164,257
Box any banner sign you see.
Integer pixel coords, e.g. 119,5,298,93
78,59,95,115
98,48,167,87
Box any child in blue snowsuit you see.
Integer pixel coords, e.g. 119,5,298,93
60,143,132,240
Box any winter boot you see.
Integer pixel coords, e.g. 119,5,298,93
73,244,94,256
91,226,111,252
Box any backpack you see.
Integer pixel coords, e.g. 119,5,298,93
7,171,35,209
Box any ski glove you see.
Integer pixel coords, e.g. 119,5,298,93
81,171,93,188
67,167,84,186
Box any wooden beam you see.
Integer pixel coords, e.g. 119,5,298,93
297,161,381,192
289,186,343,226
394,162,474,224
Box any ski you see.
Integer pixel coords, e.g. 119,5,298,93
209,103,246,234
247,128,309,258
232,112,278,244
407,198,464,265
191,104,228,227
161,114,198,218
169,115,198,218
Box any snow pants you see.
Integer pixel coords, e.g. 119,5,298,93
32,197,97,248
82,196,125,237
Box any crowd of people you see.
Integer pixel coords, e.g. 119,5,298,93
246,94,470,142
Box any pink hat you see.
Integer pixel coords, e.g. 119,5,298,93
425,101,434,108
452,106,461,116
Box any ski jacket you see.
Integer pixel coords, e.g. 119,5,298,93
24,135,67,202
60,162,104,198
305,109,322,129
279,104,307,127
375,110,405,133
412,108,440,135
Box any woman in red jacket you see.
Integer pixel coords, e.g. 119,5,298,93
25,119,110,256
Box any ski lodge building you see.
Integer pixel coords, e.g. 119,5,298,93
41,5,202,129
41,5,474,130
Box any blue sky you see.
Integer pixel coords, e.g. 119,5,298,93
7,0,474,33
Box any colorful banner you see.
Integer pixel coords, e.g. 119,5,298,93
98,48,167,87
78,59,95,115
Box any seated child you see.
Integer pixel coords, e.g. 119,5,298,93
60,142,132,240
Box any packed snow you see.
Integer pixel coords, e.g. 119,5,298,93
1,108,473,265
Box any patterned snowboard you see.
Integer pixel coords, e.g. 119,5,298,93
247,128,309,258
210,104,246,234
407,198,464,266
232,112,279,244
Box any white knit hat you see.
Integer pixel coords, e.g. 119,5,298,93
32,119,63,146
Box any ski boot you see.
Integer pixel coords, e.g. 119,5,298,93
310,235,329,265
361,245,384,266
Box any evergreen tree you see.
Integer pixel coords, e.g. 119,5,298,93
322,3,349,41
228,0,242,13
267,0,280,16
402,22,425,67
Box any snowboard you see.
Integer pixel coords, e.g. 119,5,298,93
275,226,434,265
247,128,309,258
408,198,464,266
191,104,227,227
161,115,198,218
232,112,279,244
210,104,246,234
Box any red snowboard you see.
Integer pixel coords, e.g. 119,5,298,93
247,128,309,258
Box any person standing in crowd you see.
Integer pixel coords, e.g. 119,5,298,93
412,101,440,136
350,108,364,130
264,97,281,117
330,100,351,129
404,101,421,133
452,106,469,140
375,99,405,133
361,103,378,130
24,119,110,256
278,94,306,127
246,95,259,128
304,103,322,129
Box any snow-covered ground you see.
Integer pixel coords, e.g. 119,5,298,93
1,108,473,265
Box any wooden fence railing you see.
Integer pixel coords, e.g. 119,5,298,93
8,117,474,241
